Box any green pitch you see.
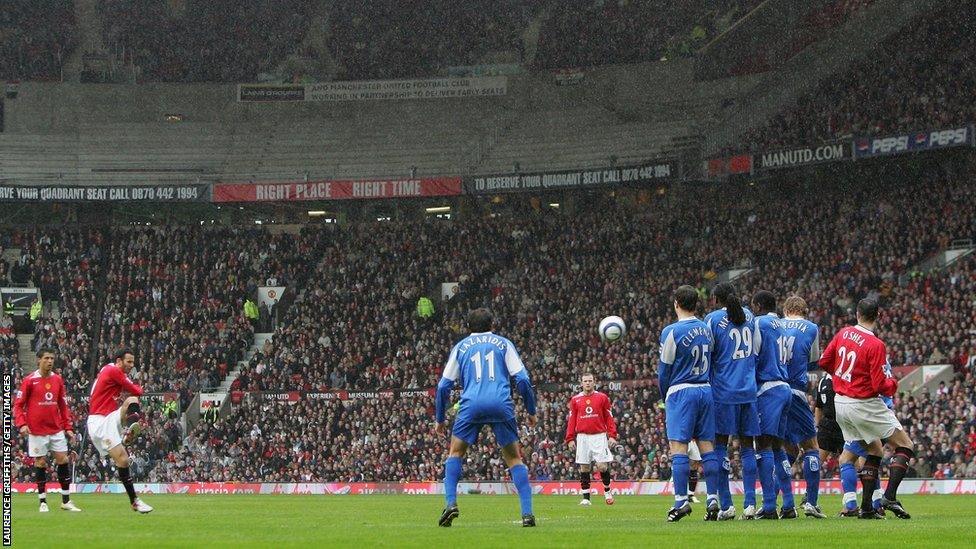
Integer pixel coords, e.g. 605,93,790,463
10,494,976,547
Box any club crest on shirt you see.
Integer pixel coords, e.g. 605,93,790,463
45,383,51,389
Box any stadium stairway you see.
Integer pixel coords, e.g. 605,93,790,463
915,239,975,273
215,332,273,393
16,334,33,367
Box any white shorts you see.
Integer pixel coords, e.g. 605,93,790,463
27,431,68,457
835,395,903,444
687,440,701,461
575,433,614,465
87,408,123,458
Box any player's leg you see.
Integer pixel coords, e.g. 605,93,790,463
664,389,697,522
33,452,49,512
51,431,81,511
771,438,796,517
838,444,863,516
666,440,693,522
797,436,823,517
692,387,720,520
595,462,614,504
439,435,469,526
120,396,143,442
686,440,701,503
712,403,735,514
880,428,914,519
578,463,593,504
498,424,534,527
857,439,884,518
755,434,779,518
107,443,152,513
738,402,761,517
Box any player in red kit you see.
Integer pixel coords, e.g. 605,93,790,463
87,348,153,513
14,347,82,513
565,373,618,505
819,299,915,519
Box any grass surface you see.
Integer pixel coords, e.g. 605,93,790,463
10,493,976,547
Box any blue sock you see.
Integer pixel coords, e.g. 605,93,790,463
872,489,882,510
758,449,776,512
701,450,720,506
802,450,821,506
840,463,858,511
671,454,690,509
741,447,758,508
510,464,533,516
716,445,732,510
444,457,462,507
773,448,795,509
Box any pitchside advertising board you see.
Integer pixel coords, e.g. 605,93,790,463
0,184,210,202
9,479,976,495
466,162,674,194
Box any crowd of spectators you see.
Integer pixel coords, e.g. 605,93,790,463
97,0,313,82
3,163,975,483
0,0,75,80
95,226,307,393
329,0,541,80
734,2,975,151
534,0,762,70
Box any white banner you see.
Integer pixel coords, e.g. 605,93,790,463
199,392,226,413
257,286,285,309
440,282,460,301
306,77,507,102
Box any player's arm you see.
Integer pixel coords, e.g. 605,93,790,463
505,344,537,424
870,345,898,397
564,400,577,445
657,327,676,399
603,396,618,443
57,379,74,438
14,377,30,434
818,332,838,372
807,327,823,371
435,345,460,427
113,366,145,396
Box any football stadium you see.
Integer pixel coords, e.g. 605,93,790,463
2,0,976,546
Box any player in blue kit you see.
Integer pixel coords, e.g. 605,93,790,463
704,282,759,520
658,286,722,522
779,295,826,518
434,308,538,527
751,290,795,519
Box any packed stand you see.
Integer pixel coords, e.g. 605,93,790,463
329,0,541,80
95,227,313,393
534,0,762,70
0,0,75,80
97,0,313,82
734,2,976,151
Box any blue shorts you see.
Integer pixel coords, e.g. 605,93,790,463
785,390,817,444
452,415,519,447
665,385,715,443
714,401,760,437
844,440,867,458
756,384,791,439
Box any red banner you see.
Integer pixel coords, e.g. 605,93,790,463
212,177,462,203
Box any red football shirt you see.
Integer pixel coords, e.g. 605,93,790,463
819,325,897,399
89,363,144,416
565,390,618,442
14,370,73,436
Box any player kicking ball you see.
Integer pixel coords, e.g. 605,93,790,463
86,348,153,513
14,347,82,512
434,309,538,527
658,286,722,522
565,373,618,506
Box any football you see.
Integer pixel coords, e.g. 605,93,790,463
598,315,626,342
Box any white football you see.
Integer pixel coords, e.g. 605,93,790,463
598,315,626,342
